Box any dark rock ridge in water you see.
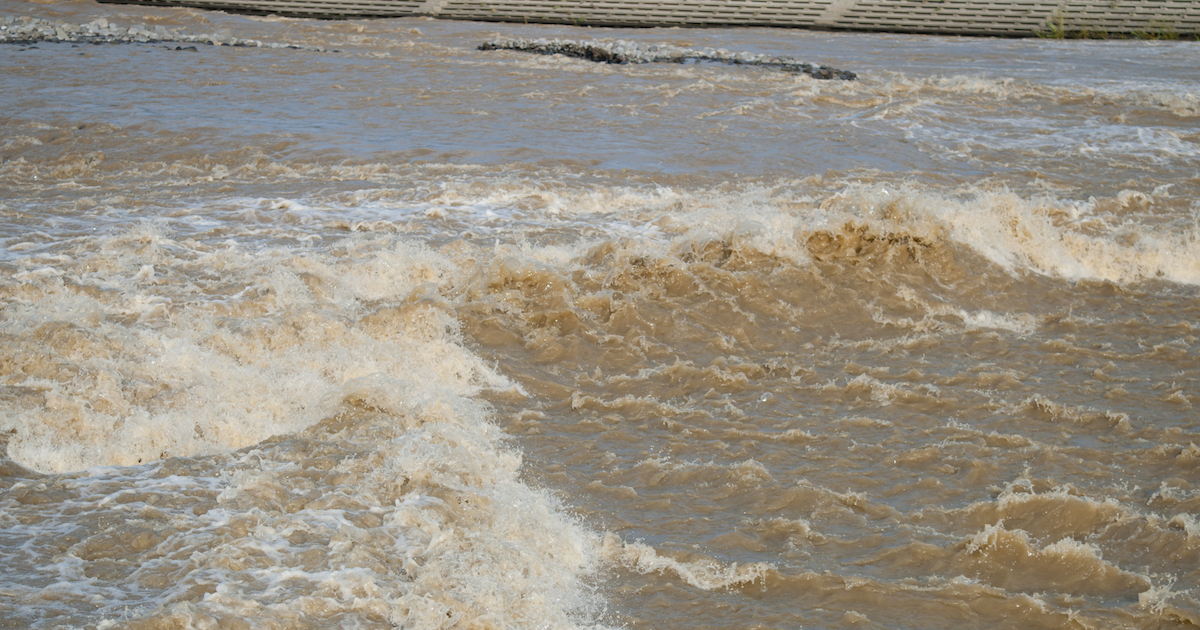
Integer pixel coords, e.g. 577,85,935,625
479,37,857,80
0,15,327,50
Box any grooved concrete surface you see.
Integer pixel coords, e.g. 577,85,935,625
96,0,1200,37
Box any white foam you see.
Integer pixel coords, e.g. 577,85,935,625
380,177,1200,287
957,309,1039,335
0,226,513,473
601,534,772,591
3,364,605,629
821,183,1200,285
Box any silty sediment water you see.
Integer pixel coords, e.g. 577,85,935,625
1,1,1198,628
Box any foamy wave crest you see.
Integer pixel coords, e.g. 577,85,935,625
509,178,1199,287
876,71,1200,121
819,183,1200,284
0,222,608,627
0,222,516,472
1143,89,1200,118
956,521,1149,597
600,534,771,590
1,383,606,628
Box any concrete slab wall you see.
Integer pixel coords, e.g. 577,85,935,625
95,0,1200,37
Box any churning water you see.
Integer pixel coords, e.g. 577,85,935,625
1,1,1198,628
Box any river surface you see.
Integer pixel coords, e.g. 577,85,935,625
2,1,1199,628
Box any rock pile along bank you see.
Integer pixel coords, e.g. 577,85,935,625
1,17,856,80
0,15,327,50
479,37,857,80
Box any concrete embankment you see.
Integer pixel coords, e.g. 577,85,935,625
94,0,1200,38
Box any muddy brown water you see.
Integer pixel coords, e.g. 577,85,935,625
1,1,1198,628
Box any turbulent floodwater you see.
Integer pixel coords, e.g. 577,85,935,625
2,1,1199,628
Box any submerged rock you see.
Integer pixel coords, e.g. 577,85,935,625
479,37,857,80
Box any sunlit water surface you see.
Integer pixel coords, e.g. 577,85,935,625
2,2,1199,628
